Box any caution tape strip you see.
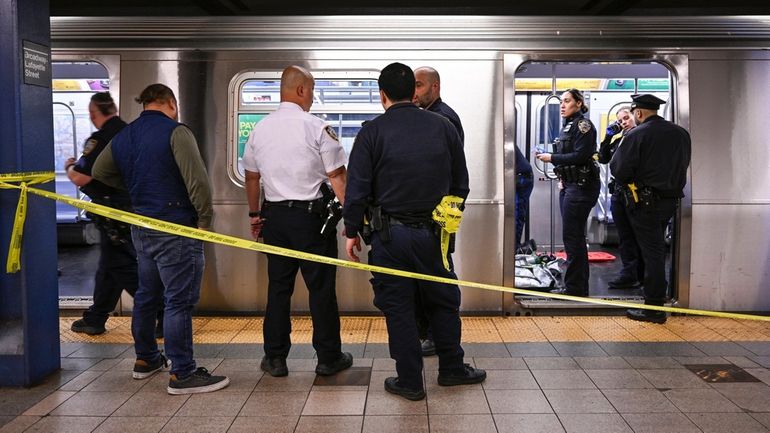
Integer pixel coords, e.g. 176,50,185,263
2,171,769,322
0,171,56,273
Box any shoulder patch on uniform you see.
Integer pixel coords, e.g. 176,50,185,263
82,138,99,156
324,125,339,142
577,119,592,134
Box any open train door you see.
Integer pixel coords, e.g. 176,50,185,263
502,54,692,315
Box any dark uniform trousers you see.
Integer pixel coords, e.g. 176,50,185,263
515,173,535,249
261,205,342,364
560,181,601,294
610,192,644,283
370,225,465,391
83,226,138,326
626,198,677,306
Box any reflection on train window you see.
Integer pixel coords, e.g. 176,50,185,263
52,61,110,223
232,76,382,183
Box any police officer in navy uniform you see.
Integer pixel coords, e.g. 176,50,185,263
412,66,465,357
611,94,691,324
64,92,153,336
343,63,485,401
537,89,600,297
242,65,352,378
598,107,644,290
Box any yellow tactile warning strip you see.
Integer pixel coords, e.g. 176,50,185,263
59,316,770,344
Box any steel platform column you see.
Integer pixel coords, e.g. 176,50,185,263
0,0,59,386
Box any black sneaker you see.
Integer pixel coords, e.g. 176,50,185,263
384,377,426,401
421,339,436,357
315,352,353,376
437,364,487,386
70,319,106,336
133,354,169,379
260,356,288,377
167,367,230,395
626,308,667,324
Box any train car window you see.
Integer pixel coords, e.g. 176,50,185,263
230,74,382,184
52,61,110,224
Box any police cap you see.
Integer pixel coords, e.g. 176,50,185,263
630,94,665,111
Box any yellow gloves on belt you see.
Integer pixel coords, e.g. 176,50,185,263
432,195,464,271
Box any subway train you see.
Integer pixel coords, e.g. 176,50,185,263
49,15,770,315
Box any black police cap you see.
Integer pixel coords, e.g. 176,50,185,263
630,94,665,111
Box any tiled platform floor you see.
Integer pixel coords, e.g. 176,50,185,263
2,316,770,432
59,316,770,344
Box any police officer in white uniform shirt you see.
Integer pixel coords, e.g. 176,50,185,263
242,65,352,377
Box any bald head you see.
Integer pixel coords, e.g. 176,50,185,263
413,66,441,109
280,65,315,111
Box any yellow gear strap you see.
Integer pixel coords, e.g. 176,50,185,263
0,172,56,273
431,195,465,270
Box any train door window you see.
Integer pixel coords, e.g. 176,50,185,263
52,61,110,224
513,61,673,300
228,72,383,185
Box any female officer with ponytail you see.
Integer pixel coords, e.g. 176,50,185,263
536,88,600,297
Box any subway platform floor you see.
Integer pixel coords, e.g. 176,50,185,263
2,316,770,433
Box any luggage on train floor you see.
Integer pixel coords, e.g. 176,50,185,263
514,252,565,291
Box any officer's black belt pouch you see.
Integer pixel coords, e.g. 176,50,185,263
618,184,638,209
637,186,657,208
368,205,391,243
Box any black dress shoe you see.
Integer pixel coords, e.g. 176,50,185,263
626,308,667,324
384,377,426,401
71,319,106,335
421,339,436,357
549,288,587,297
315,352,353,376
608,277,641,290
260,356,288,377
437,364,487,386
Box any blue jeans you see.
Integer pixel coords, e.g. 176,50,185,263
515,173,534,249
131,226,204,378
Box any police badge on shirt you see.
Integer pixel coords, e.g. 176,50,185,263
82,138,99,156
577,119,592,134
324,125,339,142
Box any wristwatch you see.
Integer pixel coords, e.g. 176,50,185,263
248,211,261,218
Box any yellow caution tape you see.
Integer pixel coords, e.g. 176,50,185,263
432,195,465,271
2,171,769,322
0,172,56,273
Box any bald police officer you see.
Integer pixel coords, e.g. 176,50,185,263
610,94,691,324
243,65,352,377
412,66,465,357
413,66,465,142
344,63,485,401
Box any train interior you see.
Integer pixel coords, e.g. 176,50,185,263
511,61,674,311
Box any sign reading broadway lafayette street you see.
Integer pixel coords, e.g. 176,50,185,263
21,40,50,87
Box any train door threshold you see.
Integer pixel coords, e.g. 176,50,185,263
59,296,93,309
511,295,644,315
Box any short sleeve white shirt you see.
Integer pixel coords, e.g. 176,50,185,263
242,102,347,201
